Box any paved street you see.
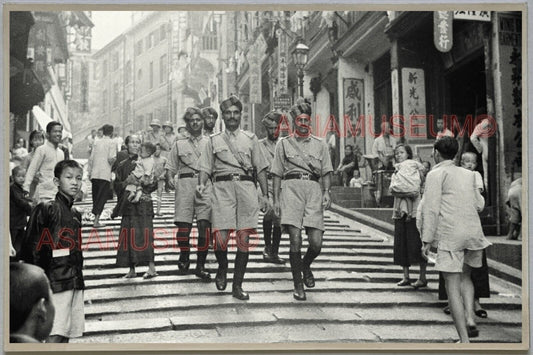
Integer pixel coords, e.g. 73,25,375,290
71,191,522,344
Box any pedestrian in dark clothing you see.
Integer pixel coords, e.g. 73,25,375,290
10,166,32,257
114,135,158,279
20,160,85,343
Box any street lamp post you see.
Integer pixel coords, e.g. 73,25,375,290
291,39,309,98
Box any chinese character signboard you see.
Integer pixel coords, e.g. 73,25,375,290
248,50,261,104
273,93,291,111
343,78,364,154
434,11,453,52
453,11,491,21
401,68,426,140
277,29,288,94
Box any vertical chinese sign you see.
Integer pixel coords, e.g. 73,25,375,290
277,29,288,94
343,78,364,155
401,68,426,140
248,50,261,104
32,21,51,92
434,11,453,52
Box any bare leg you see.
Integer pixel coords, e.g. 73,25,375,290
461,264,476,328
443,271,469,343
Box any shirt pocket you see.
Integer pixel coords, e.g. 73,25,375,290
306,147,323,170
213,143,233,162
178,146,195,166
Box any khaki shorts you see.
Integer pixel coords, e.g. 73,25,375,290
435,249,483,273
50,289,85,338
174,176,212,224
280,180,324,231
211,180,258,230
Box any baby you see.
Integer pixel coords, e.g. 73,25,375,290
125,142,156,203
389,144,425,221
349,170,363,188
461,152,484,193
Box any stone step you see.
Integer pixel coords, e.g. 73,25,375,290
82,290,521,319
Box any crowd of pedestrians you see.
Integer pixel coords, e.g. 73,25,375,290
9,95,523,345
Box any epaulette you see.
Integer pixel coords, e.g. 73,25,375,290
280,135,291,141
241,130,255,139
210,132,222,137
258,137,267,143
311,135,322,141
176,135,188,140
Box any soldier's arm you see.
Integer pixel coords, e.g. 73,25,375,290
257,169,268,198
197,138,214,192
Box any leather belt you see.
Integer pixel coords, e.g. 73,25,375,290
283,172,319,182
178,172,199,179
214,173,253,182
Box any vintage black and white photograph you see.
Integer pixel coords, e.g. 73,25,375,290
5,3,527,351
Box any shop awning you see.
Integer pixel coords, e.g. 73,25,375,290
32,105,72,138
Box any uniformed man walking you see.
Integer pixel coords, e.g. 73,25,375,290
197,95,269,300
271,101,333,301
259,111,285,264
167,107,212,281
201,107,218,136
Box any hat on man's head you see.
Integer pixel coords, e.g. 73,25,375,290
162,121,174,130
149,119,162,128
183,107,204,121
262,110,283,128
220,95,243,113
201,107,218,120
290,99,312,119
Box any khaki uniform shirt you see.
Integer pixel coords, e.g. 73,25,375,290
270,135,333,178
198,130,268,177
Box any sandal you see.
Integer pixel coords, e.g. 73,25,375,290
122,272,136,279
443,306,451,315
475,309,488,318
143,272,159,279
397,279,411,286
412,280,428,289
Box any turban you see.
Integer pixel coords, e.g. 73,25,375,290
183,107,204,121
219,95,243,113
201,107,218,120
262,110,283,128
289,101,312,119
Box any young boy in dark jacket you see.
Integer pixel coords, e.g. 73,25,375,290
20,160,85,343
10,166,33,257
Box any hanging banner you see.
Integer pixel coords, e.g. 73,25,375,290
277,29,288,94
434,11,453,52
453,11,491,22
248,45,262,104
343,78,365,155
401,68,426,140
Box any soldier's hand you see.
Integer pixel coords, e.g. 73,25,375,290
259,195,268,213
273,201,281,218
322,190,331,210
421,243,431,261
196,183,206,197
168,176,175,189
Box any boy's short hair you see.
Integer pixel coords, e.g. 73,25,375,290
54,160,82,178
46,121,62,134
345,144,353,150
434,136,458,159
142,142,157,155
102,124,114,137
394,143,413,159
12,166,25,177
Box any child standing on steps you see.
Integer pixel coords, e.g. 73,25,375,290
390,144,426,221
20,160,85,343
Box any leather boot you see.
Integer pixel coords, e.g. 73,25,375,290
177,250,190,273
214,250,228,291
194,250,211,282
303,247,320,288
232,250,249,300
289,251,306,301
